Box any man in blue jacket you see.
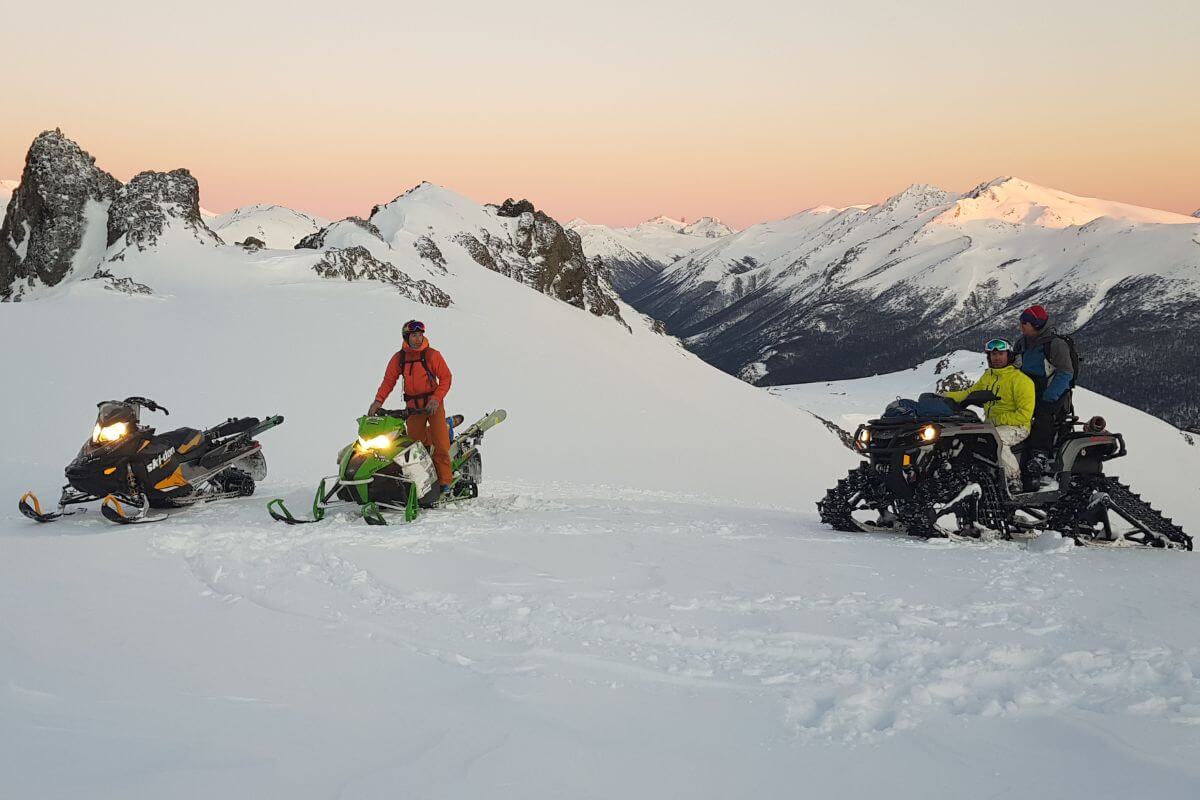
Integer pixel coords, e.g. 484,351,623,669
1013,304,1073,477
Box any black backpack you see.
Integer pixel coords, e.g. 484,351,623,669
1055,333,1082,388
1015,331,1082,388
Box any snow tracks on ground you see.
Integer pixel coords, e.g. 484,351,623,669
150,483,1200,745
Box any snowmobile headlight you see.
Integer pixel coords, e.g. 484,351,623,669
856,428,871,444
919,424,939,443
92,421,129,444
357,434,395,452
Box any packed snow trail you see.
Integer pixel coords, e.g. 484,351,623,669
5,482,1199,798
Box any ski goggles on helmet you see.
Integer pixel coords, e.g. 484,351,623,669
403,320,426,335
984,338,1013,352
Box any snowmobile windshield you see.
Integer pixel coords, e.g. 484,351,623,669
90,402,138,445
96,402,137,427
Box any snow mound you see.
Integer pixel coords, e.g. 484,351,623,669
209,203,326,249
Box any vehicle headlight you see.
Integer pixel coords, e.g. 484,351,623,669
357,434,395,452
919,424,939,443
855,428,872,448
92,422,129,443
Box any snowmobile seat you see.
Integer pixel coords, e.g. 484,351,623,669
160,427,208,462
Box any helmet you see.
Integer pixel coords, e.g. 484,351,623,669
402,320,426,336
985,337,1015,365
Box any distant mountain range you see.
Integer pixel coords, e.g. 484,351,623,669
566,214,733,292
622,178,1200,430
6,134,1196,429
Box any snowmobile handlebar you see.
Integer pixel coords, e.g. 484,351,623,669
121,396,169,415
377,408,431,419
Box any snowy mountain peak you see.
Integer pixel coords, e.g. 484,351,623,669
638,215,688,232
367,188,624,324
1,129,121,299
370,181,484,227
681,216,734,238
1193,208,1200,218
295,216,385,251
874,183,958,216
943,176,1196,228
209,203,326,249
106,168,221,254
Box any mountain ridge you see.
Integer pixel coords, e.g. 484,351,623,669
626,176,1200,430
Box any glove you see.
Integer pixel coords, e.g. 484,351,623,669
426,397,441,413
963,390,999,407
368,400,382,416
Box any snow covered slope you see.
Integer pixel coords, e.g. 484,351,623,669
208,202,326,248
569,214,733,294
770,351,1200,529
628,178,1200,430
5,295,1200,798
365,188,624,322
0,178,16,207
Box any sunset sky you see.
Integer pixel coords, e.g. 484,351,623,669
3,0,1197,228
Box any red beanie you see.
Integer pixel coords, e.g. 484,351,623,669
1019,305,1049,329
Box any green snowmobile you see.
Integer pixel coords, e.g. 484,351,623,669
268,407,506,525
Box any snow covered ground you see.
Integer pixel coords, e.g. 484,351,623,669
3,204,1200,798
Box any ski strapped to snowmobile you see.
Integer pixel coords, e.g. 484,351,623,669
268,407,506,526
19,397,284,525
817,393,1191,550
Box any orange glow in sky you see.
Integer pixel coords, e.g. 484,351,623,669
3,1,1197,229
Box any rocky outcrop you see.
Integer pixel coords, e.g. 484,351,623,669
0,129,120,300
494,198,536,218
413,235,447,273
458,198,624,325
311,246,451,307
106,169,221,254
86,268,153,296
238,236,266,251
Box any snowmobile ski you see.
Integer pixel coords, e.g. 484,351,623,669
18,491,83,523
99,495,166,525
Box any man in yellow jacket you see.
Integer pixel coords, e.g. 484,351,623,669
942,338,1036,488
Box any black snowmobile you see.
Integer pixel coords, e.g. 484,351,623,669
19,397,284,525
817,392,1191,550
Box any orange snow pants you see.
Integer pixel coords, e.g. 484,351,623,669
407,412,453,486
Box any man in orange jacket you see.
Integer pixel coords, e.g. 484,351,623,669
368,319,455,493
